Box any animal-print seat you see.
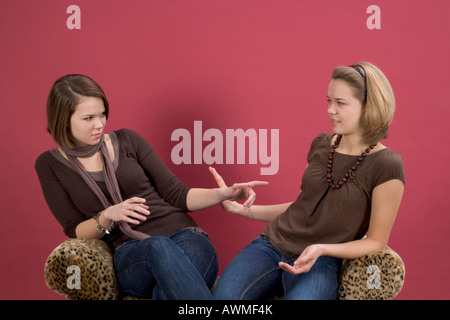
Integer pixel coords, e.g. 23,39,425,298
44,238,405,300
44,239,119,300
338,246,405,300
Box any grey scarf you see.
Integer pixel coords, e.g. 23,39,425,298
62,134,149,240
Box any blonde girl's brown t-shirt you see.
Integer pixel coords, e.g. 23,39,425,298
262,133,405,258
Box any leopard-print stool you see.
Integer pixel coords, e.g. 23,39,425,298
44,239,405,300
338,246,405,300
44,238,119,300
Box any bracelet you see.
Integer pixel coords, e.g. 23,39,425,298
93,211,114,234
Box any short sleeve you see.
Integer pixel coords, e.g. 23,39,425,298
307,133,332,163
373,150,405,187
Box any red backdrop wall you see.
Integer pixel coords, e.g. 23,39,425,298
0,0,449,299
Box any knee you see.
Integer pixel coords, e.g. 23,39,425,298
283,257,340,300
140,236,178,261
212,280,240,300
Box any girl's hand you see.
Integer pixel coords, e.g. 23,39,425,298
223,180,268,209
103,197,150,225
209,167,268,211
279,244,322,275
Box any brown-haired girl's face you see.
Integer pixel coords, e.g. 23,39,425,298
327,79,364,138
69,96,106,147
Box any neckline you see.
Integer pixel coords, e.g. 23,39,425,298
328,133,388,157
50,131,120,177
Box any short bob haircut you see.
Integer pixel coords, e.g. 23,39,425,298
331,62,395,145
46,74,109,148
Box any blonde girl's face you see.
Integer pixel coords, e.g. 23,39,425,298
326,79,364,137
69,96,106,147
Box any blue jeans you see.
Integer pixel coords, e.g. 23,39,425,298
212,236,342,300
113,228,218,299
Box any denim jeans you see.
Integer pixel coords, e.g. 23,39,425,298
113,227,218,299
212,236,342,300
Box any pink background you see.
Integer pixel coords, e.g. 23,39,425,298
1,0,449,299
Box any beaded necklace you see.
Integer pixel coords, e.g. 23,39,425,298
326,134,376,190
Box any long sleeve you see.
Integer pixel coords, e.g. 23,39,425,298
36,129,198,249
118,129,191,211
35,152,96,238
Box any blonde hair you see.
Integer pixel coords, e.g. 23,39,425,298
331,62,395,145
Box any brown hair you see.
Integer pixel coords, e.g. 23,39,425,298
46,74,109,148
331,62,395,145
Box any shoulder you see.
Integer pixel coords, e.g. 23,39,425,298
111,128,156,158
112,128,144,140
376,148,404,168
371,148,405,186
35,149,64,181
306,133,333,162
310,133,333,149
111,128,149,147
308,132,333,153
35,150,56,170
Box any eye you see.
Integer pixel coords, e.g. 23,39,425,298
84,116,92,121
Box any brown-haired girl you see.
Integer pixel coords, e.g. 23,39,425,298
36,74,267,299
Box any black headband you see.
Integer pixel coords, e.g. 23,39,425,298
349,65,366,81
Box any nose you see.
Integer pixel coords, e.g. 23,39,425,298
328,102,337,115
93,116,105,129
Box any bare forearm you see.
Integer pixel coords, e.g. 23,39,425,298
236,202,292,222
186,188,226,211
317,237,387,260
75,211,113,239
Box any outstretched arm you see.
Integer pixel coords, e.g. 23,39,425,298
186,167,268,211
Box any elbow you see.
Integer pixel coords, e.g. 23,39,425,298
375,241,387,252
366,237,388,253
65,226,78,239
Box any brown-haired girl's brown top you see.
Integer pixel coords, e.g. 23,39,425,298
35,128,197,249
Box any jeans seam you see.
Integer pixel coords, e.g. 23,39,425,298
187,229,217,287
202,253,218,287
241,267,281,300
